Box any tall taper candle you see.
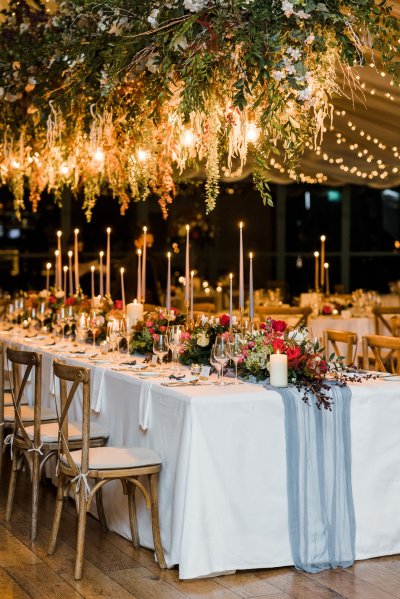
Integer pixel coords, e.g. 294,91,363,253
314,251,320,292
166,252,171,311
324,262,330,296
141,226,147,303
56,230,62,289
136,249,142,302
63,265,68,296
239,222,244,310
74,229,79,293
54,250,59,289
185,224,190,306
68,251,73,296
229,273,233,328
91,265,95,299
99,251,104,298
120,268,126,312
46,262,51,292
190,270,194,322
249,252,254,321
106,227,111,296
320,235,326,287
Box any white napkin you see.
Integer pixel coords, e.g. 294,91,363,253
139,380,153,431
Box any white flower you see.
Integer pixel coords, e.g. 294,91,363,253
297,86,312,102
282,0,294,17
197,332,209,347
287,47,301,61
145,53,160,74
173,36,188,51
289,329,306,343
184,0,208,12
272,70,286,81
305,33,315,45
147,9,159,28
38,289,50,298
55,291,65,299
296,10,311,20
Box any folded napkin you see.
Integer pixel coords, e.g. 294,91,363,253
139,380,154,431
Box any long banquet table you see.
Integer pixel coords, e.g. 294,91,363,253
3,329,400,579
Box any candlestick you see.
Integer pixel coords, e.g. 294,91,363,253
136,249,142,302
166,252,171,311
46,262,51,292
74,229,79,293
229,273,233,330
63,265,68,296
141,226,147,303
320,235,326,287
249,252,254,321
106,227,111,296
314,251,320,292
56,230,62,290
324,262,330,296
68,251,73,296
91,265,95,299
99,251,104,298
185,224,190,307
190,270,194,322
120,268,126,312
239,222,244,310
54,250,59,289
270,352,288,387
126,299,144,329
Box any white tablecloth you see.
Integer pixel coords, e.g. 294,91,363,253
309,315,375,344
3,330,400,579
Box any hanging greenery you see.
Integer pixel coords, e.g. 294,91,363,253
0,0,399,219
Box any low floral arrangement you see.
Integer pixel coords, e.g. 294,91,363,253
180,313,231,365
129,308,186,354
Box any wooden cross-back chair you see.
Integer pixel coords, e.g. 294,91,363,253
255,306,312,328
48,360,166,580
362,335,400,373
323,330,358,367
372,307,400,336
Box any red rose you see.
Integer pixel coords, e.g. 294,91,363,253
322,305,332,315
219,314,230,327
48,296,56,304
259,322,267,330
273,338,286,352
148,327,155,334
65,297,76,306
114,300,123,310
271,319,287,333
159,325,166,333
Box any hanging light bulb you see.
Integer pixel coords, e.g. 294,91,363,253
137,149,148,162
93,148,105,163
246,122,260,144
11,159,20,169
181,129,194,147
60,163,69,175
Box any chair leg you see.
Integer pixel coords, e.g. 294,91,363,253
48,473,65,556
31,452,40,541
127,481,140,548
75,491,88,580
5,449,19,522
0,425,4,481
95,480,107,534
149,473,166,569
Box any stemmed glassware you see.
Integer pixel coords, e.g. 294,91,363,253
210,345,222,383
88,309,103,348
227,333,243,385
167,325,183,372
107,318,122,358
75,313,88,344
36,301,47,332
153,334,169,369
213,336,229,385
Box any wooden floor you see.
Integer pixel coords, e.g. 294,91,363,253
1,471,400,599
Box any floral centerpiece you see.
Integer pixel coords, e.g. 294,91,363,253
180,313,231,365
239,318,345,409
129,308,186,354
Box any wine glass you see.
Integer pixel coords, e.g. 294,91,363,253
75,313,88,344
36,301,46,331
153,334,168,369
213,337,229,385
228,334,243,385
167,325,183,372
210,345,222,383
88,309,103,348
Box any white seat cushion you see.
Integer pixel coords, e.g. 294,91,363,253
4,405,57,422
61,446,161,470
24,421,109,443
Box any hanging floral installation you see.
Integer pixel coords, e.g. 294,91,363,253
0,0,399,219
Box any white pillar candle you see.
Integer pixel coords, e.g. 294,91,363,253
99,251,104,298
106,227,111,296
74,228,80,293
136,249,142,303
249,252,254,321
46,262,51,292
166,252,171,311
185,224,190,307
190,270,194,322
314,251,320,292
56,230,62,290
270,352,288,387
63,265,68,297
320,235,326,287
120,267,126,312
141,226,147,303
126,299,144,329
229,273,233,329
68,251,73,296
91,265,95,299
54,251,59,289
324,262,330,296
239,222,244,310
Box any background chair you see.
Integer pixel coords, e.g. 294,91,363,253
255,306,312,328
362,335,400,373
323,329,358,366
372,306,400,336
48,360,166,580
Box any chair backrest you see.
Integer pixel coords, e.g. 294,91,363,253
0,343,4,433
255,306,312,328
362,334,400,373
53,360,91,477
372,306,400,335
6,347,42,450
391,316,400,337
323,329,358,366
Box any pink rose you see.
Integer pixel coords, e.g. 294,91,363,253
159,325,166,333
148,327,155,334
145,321,153,328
